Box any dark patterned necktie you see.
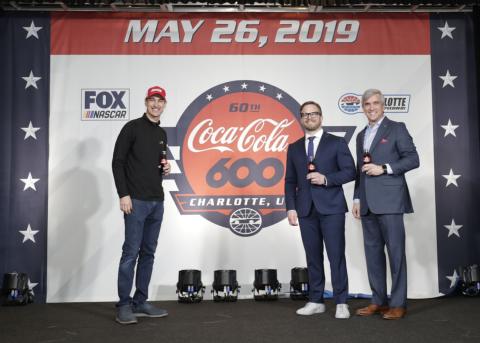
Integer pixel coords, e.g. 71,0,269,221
307,136,315,160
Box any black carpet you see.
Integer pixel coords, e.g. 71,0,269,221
1,297,479,343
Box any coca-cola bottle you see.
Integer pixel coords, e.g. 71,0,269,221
363,150,372,164
159,141,167,174
307,156,316,173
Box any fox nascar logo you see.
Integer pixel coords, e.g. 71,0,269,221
81,89,130,121
338,93,411,114
171,80,304,236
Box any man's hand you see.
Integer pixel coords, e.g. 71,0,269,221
352,202,361,219
287,210,299,226
120,195,133,214
306,172,326,185
162,160,171,176
361,163,384,176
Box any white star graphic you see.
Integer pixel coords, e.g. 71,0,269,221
22,71,42,89
259,85,266,92
444,219,463,238
19,224,39,243
442,169,461,187
223,85,230,92
241,82,248,89
441,119,459,137
23,20,43,39
28,279,39,295
439,70,457,88
21,121,40,140
438,21,456,39
446,270,459,288
276,93,283,100
206,94,213,101
20,172,40,191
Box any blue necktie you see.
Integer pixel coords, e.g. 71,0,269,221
307,137,315,160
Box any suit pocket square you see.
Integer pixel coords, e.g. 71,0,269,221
380,138,388,143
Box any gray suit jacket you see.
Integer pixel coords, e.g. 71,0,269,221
353,117,420,215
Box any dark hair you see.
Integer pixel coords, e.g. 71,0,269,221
299,101,322,115
145,94,166,101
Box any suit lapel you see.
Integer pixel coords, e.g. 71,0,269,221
357,127,366,157
295,137,308,166
298,136,306,156
369,116,392,153
358,128,366,147
314,132,329,160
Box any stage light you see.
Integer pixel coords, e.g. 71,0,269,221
252,269,281,301
1,272,33,305
458,264,480,296
176,269,205,303
289,267,309,300
211,269,240,302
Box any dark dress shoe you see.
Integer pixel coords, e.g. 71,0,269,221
356,304,390,316
383,307,406,320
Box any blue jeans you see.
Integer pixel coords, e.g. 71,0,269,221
117,199,164,307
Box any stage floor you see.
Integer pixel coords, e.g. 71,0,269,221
1,297,479,343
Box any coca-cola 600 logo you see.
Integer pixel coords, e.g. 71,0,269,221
171,80,303,236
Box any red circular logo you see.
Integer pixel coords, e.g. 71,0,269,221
173,80,303,236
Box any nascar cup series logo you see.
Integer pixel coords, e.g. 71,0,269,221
172,80,303,236
81,89,130,121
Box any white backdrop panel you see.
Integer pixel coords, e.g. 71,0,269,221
47,55,439,302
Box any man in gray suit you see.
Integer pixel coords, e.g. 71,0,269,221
352,89,419,320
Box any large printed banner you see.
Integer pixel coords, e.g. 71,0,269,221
1,12,478,303
51,13,429,55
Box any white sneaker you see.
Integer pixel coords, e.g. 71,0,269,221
335,304,350,319
296,302,326,316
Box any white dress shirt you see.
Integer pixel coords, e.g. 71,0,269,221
305,129,324,157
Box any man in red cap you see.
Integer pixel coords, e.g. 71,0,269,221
112,86,171,324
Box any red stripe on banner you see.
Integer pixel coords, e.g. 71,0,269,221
51,12,430,55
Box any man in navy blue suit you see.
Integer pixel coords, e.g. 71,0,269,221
352,89,419,320
285,101,356,319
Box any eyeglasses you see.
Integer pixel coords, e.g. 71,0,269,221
300,112,321,118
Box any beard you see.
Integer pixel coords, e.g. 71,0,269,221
303,120,322,132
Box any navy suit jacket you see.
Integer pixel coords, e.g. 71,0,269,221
285,132,356,217
353,117,420,215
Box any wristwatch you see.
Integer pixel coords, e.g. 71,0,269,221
382,164,388,174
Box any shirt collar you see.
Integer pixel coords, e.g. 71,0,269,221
367,115,385,130
142,113,161,127
305,129,323,141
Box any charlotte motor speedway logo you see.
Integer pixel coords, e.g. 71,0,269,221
171,80,304,236
338,93,411,115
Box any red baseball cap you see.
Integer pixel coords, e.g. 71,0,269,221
146,86,167,100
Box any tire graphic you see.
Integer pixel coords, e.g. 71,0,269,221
229,208,262,236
